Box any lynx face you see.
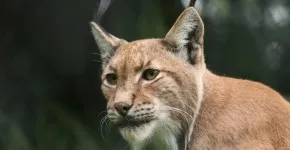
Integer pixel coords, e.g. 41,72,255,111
91,7,205,145
101,39,202,142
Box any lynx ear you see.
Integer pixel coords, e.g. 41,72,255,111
90,21,127,67
164,7,204,65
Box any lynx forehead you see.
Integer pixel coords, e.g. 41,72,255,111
91,5,290,150
109,40,179,69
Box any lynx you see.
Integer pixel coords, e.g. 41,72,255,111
91,5,290,150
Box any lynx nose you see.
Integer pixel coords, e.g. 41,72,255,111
114,102,132,117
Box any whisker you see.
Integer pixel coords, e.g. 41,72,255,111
105,119,112,136
91,52,102,55
156,106,193,125
92,60,102,63
178,100,197,114
157,108,190,125
97,110,107,117
100,115,108,138
157,106,193,119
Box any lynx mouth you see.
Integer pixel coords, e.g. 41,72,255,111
116,117,156,128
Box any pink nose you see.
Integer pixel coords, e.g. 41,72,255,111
114,102,132,117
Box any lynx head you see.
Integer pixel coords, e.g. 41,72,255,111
91,7,205,143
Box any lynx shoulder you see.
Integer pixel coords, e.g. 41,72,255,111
91,5,290,150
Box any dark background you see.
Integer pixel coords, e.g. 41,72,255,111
0,0,289,149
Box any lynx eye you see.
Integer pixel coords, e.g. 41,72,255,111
142,69,159,81
105,73,117,86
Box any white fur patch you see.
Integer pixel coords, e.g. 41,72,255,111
125,110,181,150
185,68,205,149
119,121,157,143
152,119,180,150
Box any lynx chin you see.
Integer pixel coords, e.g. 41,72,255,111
91,6,290,150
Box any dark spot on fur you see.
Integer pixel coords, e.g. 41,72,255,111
143,101,151,105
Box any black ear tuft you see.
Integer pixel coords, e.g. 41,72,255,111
189,0,197,7
93,0,114,24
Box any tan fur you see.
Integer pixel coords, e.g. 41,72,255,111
189,71,290,150
91,7,290,150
